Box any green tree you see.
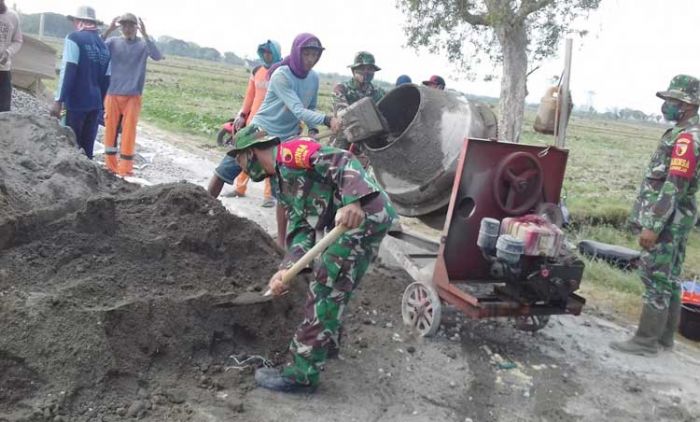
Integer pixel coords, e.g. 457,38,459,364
397,0,601,142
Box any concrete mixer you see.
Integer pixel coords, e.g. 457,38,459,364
342,84,585,336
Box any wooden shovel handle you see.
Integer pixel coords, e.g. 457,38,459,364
264,224,349,296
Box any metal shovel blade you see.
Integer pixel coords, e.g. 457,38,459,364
213,291,274,307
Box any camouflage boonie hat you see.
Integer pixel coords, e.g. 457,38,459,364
349,51,381,71
230,124,279,155
656,74,700,105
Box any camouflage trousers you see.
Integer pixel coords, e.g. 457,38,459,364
640,223,691,310
281,212,394,386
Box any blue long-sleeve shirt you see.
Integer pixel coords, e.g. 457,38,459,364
251,66,325,141
55,29,111,111
105,36,163,96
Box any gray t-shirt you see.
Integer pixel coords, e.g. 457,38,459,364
0,9,23,71
105,36,163,95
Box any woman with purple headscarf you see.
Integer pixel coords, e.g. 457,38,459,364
251,33,340,141
250,33,341,249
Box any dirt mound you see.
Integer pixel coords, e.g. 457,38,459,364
0,112,136,218
0,114,303,420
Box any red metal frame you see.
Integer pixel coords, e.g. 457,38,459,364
430,138,585,319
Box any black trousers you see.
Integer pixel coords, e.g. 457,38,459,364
0,71,11,112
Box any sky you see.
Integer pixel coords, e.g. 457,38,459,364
12,0,700,115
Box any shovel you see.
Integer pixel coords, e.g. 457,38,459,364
214,224,349,307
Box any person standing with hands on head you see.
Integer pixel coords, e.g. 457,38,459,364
610,74,700,356
0,0,23,112
228,124,396,392
208,39,281,205
101,13,163,176
51,6,110,160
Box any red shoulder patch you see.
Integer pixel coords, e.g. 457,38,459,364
277,138,321,169
669,134,697,179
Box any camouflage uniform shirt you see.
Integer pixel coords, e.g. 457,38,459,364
630,114,700,234
270,138,397,268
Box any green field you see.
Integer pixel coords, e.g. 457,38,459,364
41,44,698,320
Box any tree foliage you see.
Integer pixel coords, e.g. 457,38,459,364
398,0,601,76
397,0,601,142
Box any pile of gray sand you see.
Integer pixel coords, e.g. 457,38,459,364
0,113,304,421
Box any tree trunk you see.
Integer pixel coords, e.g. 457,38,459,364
496,22,528,143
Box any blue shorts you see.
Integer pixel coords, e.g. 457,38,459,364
214,154,242,184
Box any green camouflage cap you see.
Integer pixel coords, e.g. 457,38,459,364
349,51,381,71
656,74,700,105
230,124,279,155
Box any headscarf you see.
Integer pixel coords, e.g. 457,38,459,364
257,40,282,69
267,33,324,80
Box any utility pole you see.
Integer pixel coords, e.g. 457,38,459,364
555,39,573,148
39,13,45,39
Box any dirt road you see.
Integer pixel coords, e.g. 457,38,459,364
1,114,698,422
129,122,700,422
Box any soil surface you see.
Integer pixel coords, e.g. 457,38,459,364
0,113,699,422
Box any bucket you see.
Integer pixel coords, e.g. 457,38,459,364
681,280,700,306
679,304,700,341
339,97,389,143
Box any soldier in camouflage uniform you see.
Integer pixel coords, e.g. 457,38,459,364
331,51,386,157
228,124,397,392
610,74,700,356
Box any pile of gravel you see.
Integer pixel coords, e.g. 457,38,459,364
10,88,51,115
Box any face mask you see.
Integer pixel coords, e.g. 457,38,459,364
355,70,374,84
661,101,683,122
246,152,268,182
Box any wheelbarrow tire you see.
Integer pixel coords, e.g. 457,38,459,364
401,282,442,337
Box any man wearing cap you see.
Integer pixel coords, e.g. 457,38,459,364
610,74,700,356
423,75,446,90
228,124,396,392
51,6,111,160
0,0,23,112
207,40,281,206
331,51,386,153
100,13,163,176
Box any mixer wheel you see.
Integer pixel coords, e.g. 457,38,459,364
401,282,442,337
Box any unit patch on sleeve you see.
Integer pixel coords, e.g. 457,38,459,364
669,134,697,179
277,138,321,169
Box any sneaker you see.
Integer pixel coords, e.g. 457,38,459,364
254,367,317,393
261,197,276,208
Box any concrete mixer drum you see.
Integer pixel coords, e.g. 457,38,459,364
364,85,498,218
